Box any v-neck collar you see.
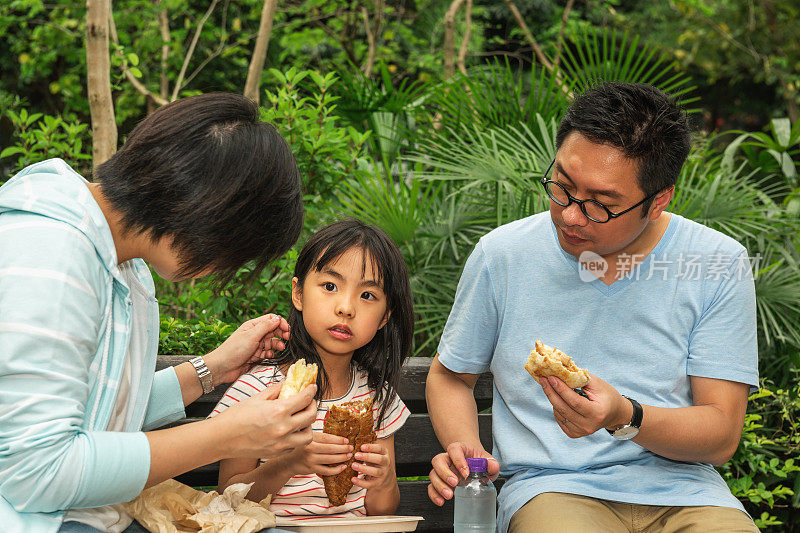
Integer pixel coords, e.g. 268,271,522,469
550,213,680,297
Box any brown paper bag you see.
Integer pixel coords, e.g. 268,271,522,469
123,479,276,533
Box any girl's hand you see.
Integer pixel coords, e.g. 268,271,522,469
351,442,395,490
287,432,354,477
215,382,316,459
205,314,290,386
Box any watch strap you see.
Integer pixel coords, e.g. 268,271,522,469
189,356,214,395
606,396,643,436
624,396,643,429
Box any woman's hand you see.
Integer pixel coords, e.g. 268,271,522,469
351,442,395,491
205,314,290,386
214,381,317,459
285,432,354,477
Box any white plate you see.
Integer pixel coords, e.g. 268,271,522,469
274,515,424,532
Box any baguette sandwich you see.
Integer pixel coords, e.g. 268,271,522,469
525,339,590,389
277,359,318,399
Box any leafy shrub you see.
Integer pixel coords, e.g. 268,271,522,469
0,107,91,176
158,316,236,355
154,250,297,326
719,380,800,530
260,67,371,203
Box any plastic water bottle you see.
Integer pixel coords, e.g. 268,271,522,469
453,457,497,532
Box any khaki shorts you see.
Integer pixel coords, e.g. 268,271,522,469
508,492,758,533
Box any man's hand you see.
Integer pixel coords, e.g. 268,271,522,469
539,373,633,438
427,442,499,506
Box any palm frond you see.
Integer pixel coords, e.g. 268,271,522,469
432,59,572,130
558,27,700,112
753,246,800,348
334,166,441,250
672,156,788,243
410,263,462,357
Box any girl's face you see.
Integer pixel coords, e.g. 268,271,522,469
292,247,390,361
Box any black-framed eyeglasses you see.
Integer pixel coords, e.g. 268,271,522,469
539,159,658,223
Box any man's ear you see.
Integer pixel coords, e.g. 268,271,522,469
649,185,674,221
378,309,391,330
291,277,303,311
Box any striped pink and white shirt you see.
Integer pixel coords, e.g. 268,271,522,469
209,362,409,519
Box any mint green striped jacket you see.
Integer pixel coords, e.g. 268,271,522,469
0,159,186,532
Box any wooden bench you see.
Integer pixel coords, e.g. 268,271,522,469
157,356,496,532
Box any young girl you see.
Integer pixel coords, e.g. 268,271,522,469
210,219,414,519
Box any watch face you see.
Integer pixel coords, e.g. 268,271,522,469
613,426,639,440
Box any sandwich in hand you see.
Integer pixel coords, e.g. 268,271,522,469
525,339,590,389
321,398,376,506
278,359,318,399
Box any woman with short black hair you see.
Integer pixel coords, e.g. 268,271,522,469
0,93,316,533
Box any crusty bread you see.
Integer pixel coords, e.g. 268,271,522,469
277,359,318,399
525,340,590,389
321,398,376,506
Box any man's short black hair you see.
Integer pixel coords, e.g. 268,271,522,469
555,82,691,213
95,92,303,282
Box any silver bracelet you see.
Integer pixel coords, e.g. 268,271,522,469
189,356,214,395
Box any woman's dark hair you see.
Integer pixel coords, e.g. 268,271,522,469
555,82,691,214
95,92,303,282
273,219,414,424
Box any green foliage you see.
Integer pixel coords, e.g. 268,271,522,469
154,248,297,327
722,118,800,214
158,316,235,355
610,0,800,121
719,382,800,530
0,106,91,175
260,67,371,203
558,26,700,112
433,59,570,131
333,61,430,169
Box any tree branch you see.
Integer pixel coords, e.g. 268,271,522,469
158,2,170,101
244,0,278,104
86,0,117,167
457,0,472,75
183,0,231,91
443,0,465,79
502,0,554,71
553,0,574,68
312,18,360,66
361,6,376,77
107,3,168,106
503,0,571,97
172,0,219,101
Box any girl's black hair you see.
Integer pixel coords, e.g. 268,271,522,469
273,219,414,424
95,92,304,283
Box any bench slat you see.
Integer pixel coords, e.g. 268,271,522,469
167,414,493,478
158,354,497,531
157,356,494,403
397,479,505,532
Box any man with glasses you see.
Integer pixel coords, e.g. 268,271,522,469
426,82,758,532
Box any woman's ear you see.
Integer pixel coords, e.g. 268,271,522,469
378,309,391,329
291,277,303,311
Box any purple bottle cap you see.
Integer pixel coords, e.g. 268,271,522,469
466,457,488,472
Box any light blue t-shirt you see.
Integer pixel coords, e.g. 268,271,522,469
436,211,758,532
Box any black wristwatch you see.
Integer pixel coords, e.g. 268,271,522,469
606,396,643,440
